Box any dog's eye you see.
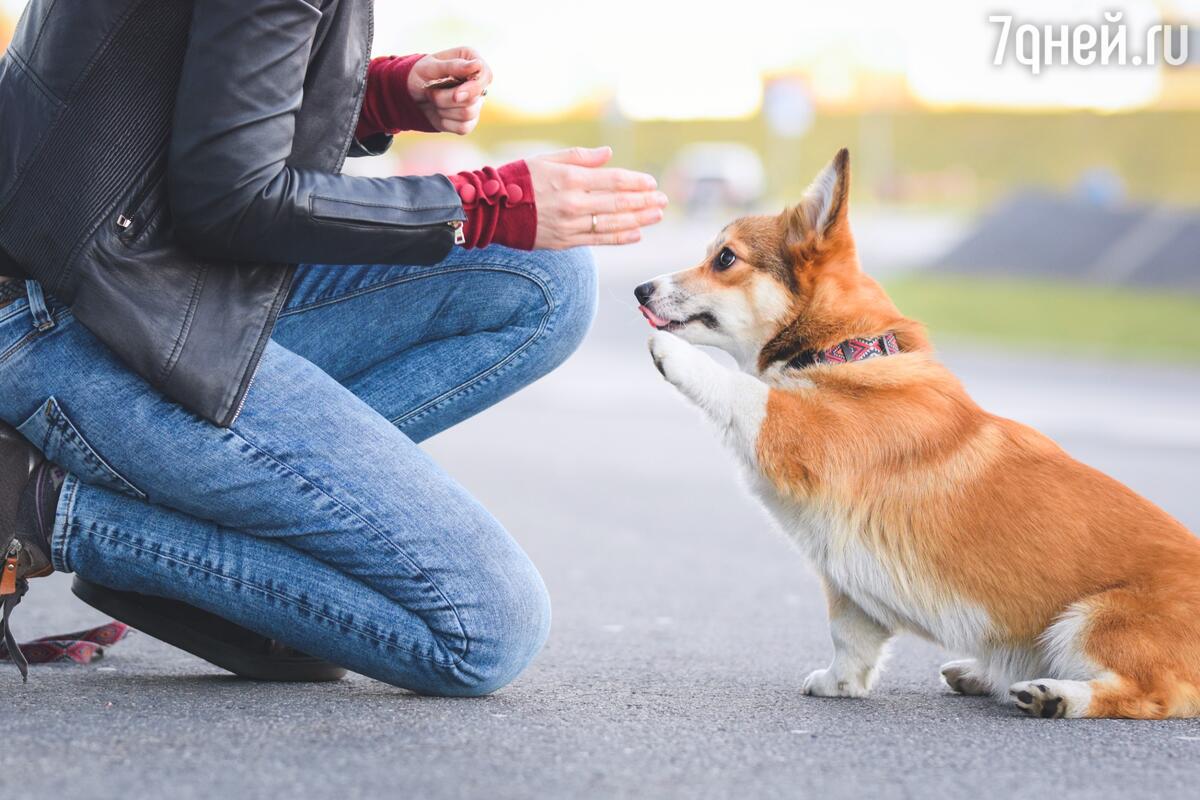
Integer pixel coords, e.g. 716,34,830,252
715,247,737,271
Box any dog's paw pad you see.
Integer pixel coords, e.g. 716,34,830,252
1009,680,1067,718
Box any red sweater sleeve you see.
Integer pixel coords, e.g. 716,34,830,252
355,55,437,139
356,56,537,250
447,161,537,250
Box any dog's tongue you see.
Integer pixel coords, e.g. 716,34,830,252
639,305,669,329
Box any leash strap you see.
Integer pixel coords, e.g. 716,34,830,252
0,619,130,671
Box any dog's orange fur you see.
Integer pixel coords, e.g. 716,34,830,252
650,149,1200,718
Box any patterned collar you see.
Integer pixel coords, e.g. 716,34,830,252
786,332,901,370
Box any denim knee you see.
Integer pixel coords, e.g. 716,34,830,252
429,559,552,698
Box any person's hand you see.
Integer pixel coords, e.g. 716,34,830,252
527,147,668,248
406,47,492,135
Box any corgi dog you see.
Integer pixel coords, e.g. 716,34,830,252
634,149,1200,719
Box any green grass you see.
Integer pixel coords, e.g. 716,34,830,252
883,275,1200,363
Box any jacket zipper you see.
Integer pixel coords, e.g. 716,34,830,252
450,220,465,245
228,359,260,427
115,175,161,241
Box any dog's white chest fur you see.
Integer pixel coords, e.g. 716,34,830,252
748,474,994,654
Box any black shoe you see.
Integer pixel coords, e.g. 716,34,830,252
71,578,347,682
0,423,55,681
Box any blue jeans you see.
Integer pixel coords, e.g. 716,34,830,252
0,245,597,696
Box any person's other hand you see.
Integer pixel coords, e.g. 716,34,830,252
406,47,492,135
527,147,668,248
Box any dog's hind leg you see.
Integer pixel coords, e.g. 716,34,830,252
804,582,894,698
648,331,769,457
1010,588,1200,719
940,659,990,696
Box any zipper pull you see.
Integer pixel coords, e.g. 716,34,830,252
450,220,466,246
1,540,20,596
116,215,134,232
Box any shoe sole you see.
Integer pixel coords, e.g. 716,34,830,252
71,577,347,682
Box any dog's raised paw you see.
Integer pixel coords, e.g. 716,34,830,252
648,333,670,377
647,332,666,374
1009,680,1068,718
803,668,869,698
647,330,699,384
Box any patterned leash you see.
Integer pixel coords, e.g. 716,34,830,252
0,621,129,666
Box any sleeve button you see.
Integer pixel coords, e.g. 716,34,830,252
505,184,524,203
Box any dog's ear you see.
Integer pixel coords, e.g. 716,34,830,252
786,148,851,249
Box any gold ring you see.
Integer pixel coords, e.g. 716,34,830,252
591,214,598,234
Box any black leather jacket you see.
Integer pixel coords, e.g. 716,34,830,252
0,0,466,426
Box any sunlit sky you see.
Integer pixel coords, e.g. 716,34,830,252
372,0,1200,116
5,0,1200,117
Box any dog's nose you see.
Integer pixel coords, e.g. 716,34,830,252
634,282,656,305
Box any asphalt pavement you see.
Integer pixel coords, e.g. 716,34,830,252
6,222,1200,799
933,189,1200,291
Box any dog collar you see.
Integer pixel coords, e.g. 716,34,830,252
787,332,900,370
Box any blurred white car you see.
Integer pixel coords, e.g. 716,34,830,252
664,143,765,215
